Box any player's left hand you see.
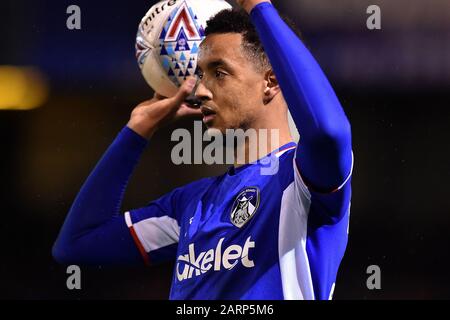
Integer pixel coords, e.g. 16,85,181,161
236,0,272,14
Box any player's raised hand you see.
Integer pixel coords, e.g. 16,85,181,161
236,0,272,13
127,77,202,139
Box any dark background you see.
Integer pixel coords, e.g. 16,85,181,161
0,0,449,299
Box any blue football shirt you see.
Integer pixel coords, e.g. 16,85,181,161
125,143,353,300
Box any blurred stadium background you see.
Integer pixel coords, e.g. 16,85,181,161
0,0,449,299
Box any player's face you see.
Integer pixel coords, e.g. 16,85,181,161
196,33,267,133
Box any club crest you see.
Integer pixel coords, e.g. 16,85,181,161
230,187,260,228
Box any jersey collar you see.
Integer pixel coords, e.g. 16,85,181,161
227,141,297,176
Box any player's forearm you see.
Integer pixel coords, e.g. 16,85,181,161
249,3,349,137
53,126,147,257
238,0,272,14
250,3,352,191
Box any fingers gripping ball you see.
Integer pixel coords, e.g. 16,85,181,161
136,0,232,98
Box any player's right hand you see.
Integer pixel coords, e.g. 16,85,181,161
127,77,202,140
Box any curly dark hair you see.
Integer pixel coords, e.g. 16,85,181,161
204,8,303,73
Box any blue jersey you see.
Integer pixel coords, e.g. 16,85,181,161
125,143,352,299
52,3,354,300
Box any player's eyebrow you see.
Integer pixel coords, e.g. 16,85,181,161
206,59,229,70
199,59,234,75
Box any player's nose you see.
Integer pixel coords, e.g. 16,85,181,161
195,81,213,102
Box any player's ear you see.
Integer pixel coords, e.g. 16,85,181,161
263,69,281,105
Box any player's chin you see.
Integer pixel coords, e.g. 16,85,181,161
203,115,222,131
204,121,227,136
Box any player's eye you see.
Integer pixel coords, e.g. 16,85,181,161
196,70,204,80
215,70,226,79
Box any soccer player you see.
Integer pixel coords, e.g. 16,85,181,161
53,0,353,300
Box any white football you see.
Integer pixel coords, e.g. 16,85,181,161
136,0,232,97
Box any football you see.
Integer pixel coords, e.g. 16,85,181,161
136,0,232,98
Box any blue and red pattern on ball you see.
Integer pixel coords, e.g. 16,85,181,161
158,1,205,85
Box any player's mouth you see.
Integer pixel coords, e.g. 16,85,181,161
201,105,216,125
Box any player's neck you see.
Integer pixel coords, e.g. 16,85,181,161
233,123,293,168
